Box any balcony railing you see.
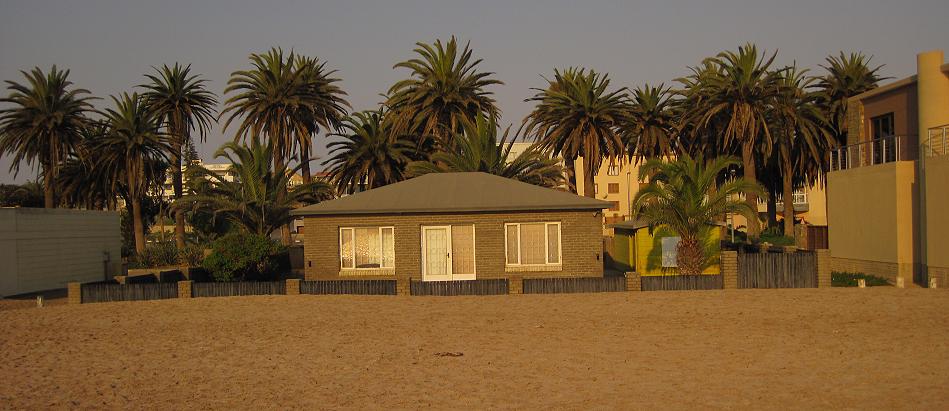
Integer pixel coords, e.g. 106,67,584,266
924,125,949,157
829,135,916,171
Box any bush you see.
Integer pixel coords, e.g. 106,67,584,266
202,232,287,282
177,244,205,267
137,241,179,268
832,272,891,287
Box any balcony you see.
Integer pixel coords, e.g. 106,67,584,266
924,124,949,157
829,135,917,171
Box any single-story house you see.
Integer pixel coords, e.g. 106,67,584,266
291,172,610,282
609,219,724,276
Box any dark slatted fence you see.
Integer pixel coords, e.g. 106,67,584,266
640,275,723,291
410,279,509,296
81,283,178,303
738,252,817,288
300,280,397,295
191,281,286,298
523,277,626,294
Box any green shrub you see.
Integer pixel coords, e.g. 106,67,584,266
832,271,891,287
178,244,205,267
202,232,287,282
137,241,179,268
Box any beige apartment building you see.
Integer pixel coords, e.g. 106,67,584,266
826,49,949,287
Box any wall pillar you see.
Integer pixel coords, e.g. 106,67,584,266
396,277,410,296
286,279,300,295
816,250,832,288
508,276,523,294
67,282,82,304
177,280,192,299
624,272,641,292
721,251,738,289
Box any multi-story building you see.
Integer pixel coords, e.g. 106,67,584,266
826,49,949,287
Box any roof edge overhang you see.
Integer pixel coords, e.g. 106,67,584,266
291,205,608,217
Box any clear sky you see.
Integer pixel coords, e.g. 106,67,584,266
1,0,947,183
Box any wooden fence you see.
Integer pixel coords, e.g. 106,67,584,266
300,280,397,295
640,275,723,291
191,281,286,298
523,277,626,294
81,282,178,303
738,252,817,288
410,279,509,296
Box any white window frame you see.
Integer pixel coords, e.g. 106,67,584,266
339,226,395,270
504,222,562,266
607,165,620,176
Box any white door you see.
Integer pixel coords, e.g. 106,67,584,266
422,226,451,281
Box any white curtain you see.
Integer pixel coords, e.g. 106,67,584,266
381,228,394,268
340,229,354,268
519,223,547,265
547,224,560,264
354,227,381,268
506,225,519,264
451,225,475,275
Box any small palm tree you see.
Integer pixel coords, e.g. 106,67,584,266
626,84,678,161
96,93,172,254
523,67,629,197
633,154,762,275
0,66,95,208
773,66,834,236
678,44,784,238
176,140,333,236
141,63,218,249
408,114,564,188
816,52,887,146
385,37,502,147
324,110,414,194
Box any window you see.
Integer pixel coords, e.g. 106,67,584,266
661,236,680,268
339,227,394,269
505,222,561,265
607,165,620,176
608,183,620,194
871,113,894,140
609,201,620,211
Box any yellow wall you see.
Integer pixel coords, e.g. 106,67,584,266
633,225,722,276
827,161,919,279
924,155,949,271
611,231,633,272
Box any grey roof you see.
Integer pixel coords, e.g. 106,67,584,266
608,218,728,231
292,172,610,216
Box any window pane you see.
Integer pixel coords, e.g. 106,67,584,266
519,223,546,265
547,224,560,264
506,225,519,264
451,225,475,275
381,228,394,268
354,228,380,268
340,229,354,268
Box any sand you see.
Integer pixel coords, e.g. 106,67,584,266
1,288,947,409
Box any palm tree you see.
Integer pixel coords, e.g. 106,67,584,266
385,37,502,148
633,154,761,275
222,47,317,244
95,93,172,255
141,63,218,250
816,52,887,146
523,67,629,197
626,84,678,161
407,114,565,188
773,66,834,236
0,66,94,208
176,140,333,236
324,110,414,194
292,55,349,184
55,121,118,210
678,44,784,238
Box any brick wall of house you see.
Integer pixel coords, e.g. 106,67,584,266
302,210,604,281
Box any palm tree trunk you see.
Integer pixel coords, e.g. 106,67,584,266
43,157,55,208
582,157,596,198
677,237,704,276
741,141,761,239
782,164,795,238
766,190,778,229
564,156,578,194
171,140,187,250
273,153,292,246
129,171,146,255
300,143,312,184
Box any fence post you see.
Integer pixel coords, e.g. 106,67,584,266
286,279,300,295
396,277,410,296
625,272,641,292
721,251,738,289
508,276,523,294
177,280,192,299
67,282,82,304
816,250,831,288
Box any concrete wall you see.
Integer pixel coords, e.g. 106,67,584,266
0,208,122,296
827,162,919,283
303,210,604,281
924,155,949,286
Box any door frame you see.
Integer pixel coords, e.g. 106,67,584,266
420,225,477,281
